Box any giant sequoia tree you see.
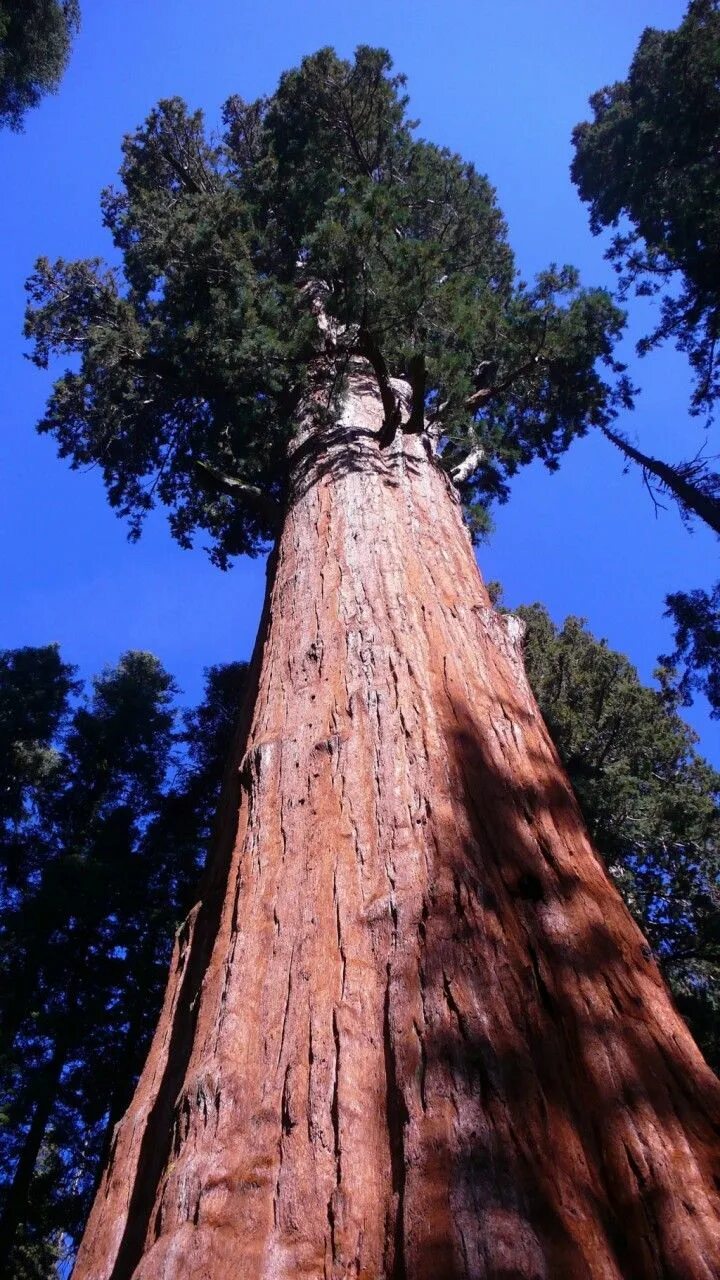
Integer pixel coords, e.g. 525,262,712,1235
26,48,720,1279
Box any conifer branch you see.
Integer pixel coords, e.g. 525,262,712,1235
451,443,485,485
193,460,281,528
601,425,720,536
464,318,549,412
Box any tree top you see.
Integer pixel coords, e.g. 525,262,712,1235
0,0,80,131
572,0,720,416
26,46,631,565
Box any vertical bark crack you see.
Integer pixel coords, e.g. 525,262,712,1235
331,1008,341,1186
333,862,347,998
276,941,296,1069
383,965,408,1280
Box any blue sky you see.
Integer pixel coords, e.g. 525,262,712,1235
0,0,716,761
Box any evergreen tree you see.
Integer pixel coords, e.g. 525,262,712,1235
571,0,720,415
0,649,246,1276
0,1,79,132
24,49,631,566
27,49,720,1280
571,0,720,714
0,645,78,1279
0,643,77,843
662,583,720,719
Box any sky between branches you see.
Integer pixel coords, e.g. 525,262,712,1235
0,0,716,762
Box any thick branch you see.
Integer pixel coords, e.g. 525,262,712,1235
405,354,426,435
159,145,206,196
193,460,282,530
465,318,549,412
465,353,543,412
601,426,720,537
451,444,485,486
357,329,402,447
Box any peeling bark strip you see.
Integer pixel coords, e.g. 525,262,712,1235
74,370,720,1279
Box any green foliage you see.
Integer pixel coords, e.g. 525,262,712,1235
0,0,79,131
0,647,247,1272
663,583,720,717
0,644,78,831
25,48,631,566
572,3,720,725
518,602,720,1069
572,0,720,415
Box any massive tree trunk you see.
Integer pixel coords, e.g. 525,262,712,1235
73,367,720,1280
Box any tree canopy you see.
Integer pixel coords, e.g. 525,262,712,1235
662,584,720,719
0,0,80,132
25,46,631,565
572,0,720,717
571,0,720,415
0,647,246,1276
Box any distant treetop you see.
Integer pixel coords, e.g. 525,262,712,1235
572,0,720,416
0,1,80,131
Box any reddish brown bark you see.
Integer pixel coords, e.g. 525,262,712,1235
73,368,720,1279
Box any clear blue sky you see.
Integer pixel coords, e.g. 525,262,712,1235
0,0,716,761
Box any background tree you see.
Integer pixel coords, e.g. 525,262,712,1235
0,648,246,1277
0,644,78,1278
26,48,720,1280
662,584,720,720
571,0,720,713
0,1,80,132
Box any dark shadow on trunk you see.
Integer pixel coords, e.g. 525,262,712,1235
414,688,720,1277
